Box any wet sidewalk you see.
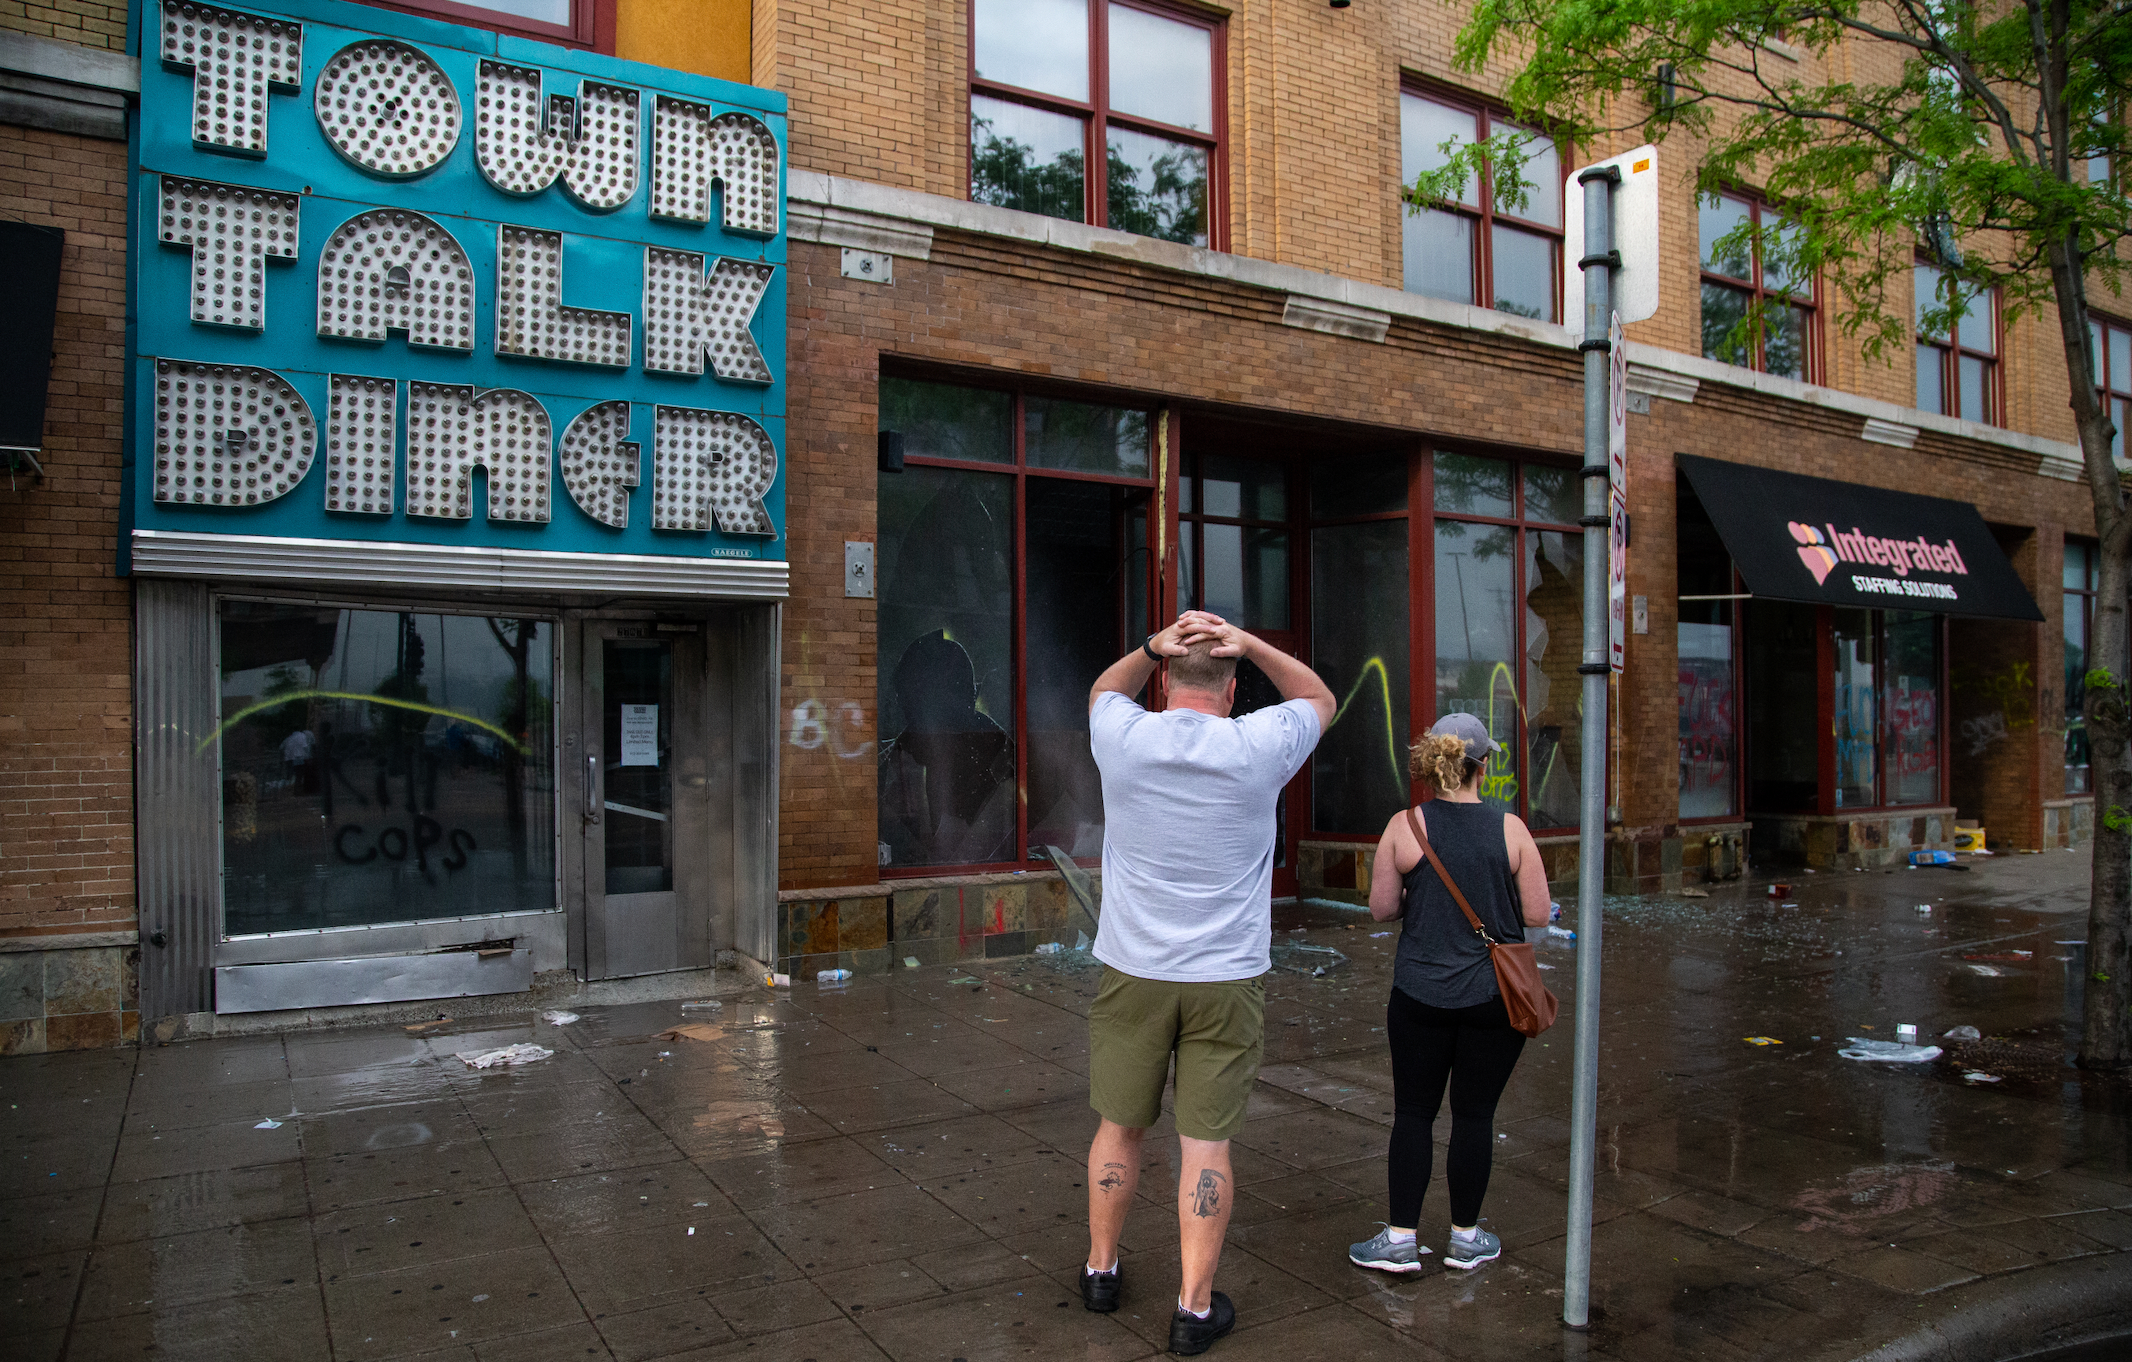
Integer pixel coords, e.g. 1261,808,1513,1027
5,852,2130,1362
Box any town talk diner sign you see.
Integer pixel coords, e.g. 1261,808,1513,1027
127,0,789,563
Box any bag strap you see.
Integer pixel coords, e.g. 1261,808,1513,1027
1404,806,1500,948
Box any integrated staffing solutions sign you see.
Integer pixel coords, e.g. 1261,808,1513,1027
126,0,788,564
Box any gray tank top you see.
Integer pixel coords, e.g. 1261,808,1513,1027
1393,801,1526,1008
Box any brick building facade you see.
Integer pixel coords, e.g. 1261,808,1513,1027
0,0,2102,1044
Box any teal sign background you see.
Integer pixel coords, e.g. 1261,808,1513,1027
127,0,788,560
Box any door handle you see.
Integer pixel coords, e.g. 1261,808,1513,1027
585,753,601,824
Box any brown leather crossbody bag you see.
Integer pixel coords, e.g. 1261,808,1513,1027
1404,806,1559,1038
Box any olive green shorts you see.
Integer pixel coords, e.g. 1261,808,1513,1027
1088,966,1265,1142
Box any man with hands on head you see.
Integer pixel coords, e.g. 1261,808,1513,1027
1077,610,1333,1356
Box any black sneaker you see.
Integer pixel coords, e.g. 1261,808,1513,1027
1080,1263,1121,1313
1168,1290,1235,1355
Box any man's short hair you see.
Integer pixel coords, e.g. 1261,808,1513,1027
1167,637,1237,693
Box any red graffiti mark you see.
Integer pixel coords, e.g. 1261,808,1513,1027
1789,1162,1958,1234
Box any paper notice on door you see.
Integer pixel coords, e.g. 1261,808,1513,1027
619,705,660,766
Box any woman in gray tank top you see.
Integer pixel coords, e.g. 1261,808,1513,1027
1345,713,1555,1275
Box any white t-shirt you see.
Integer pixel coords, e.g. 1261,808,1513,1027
1087,690,1321,982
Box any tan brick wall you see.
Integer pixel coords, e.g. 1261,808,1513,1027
0,124,135,938
0,0,128,51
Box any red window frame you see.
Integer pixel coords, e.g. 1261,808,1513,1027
967,0,1229,250
1699,189,1820,382
1396,82,1568,323
1915,262,2001,425
2094,314,2132,462
876,367,1162,878
342,0,611,51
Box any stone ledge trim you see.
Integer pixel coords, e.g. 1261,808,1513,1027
1626,362,1699,404
1280,295,1391,344
0,32,140,93
788,199,935,261
0,930,139,953
1862,416,1920,449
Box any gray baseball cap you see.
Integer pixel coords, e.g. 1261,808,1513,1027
1428,712,1502,763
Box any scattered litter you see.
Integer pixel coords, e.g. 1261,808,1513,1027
1895,1024,1919,1046
1370,931,1392,938
658,1024,723,1043
540,1010,580,1026
1743,1036,1783,1047
1679,887,1710,898
1548,926,1576,940
679,1000,724,1012
403,1016,452,1034
1271,941,1349,977
456,1043,553,1069
1034,942,1063,955
1839,1039,1943,1063
818,968,853,983
1916,904,1933,914
687,1227,695,1236
1909,850,1957,866
761,972,791,988
1074,930,1092,951
1943,1025,1981,1040
1963,951,2033,962
1964,1072,2003,1083
254,1117,283,1129
1768,883,1792,898
903,957,922,969
1966,964,2010,977
1549,902,1563,921
1537,962,1556,970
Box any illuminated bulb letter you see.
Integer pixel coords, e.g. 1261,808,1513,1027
157,176,298,331
559,401,638,528
404,383,552,523
150,359,316,507
649,98,779,235
316,210,476,351
158,2,302,157
325,375,397,516
642,248,773,383
652,406,778,536
495,227,633,368
475,60,639,212
314,40,461,179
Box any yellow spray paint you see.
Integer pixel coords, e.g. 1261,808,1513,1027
199,691,529,755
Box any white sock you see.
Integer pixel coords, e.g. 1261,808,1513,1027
1178,1298,1210,1319
1453,1225,1481,1242
1087,1257,1117,1274
1386,1228,1416,1244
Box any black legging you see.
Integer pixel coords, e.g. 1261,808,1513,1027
1386,989,1527,1228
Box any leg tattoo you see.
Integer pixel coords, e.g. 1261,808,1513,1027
1097,1162,1129,1193
1190,1168,1226,1218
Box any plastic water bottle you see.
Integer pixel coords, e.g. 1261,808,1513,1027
817,968,853,983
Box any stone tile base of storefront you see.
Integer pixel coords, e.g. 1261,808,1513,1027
2043,797,2095,849
1749,806,1957,869
1299,823,1753,903
775,869,1102,982
0,933,140,1054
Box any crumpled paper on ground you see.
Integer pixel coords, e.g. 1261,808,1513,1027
540,1010,580,1026
456,1043,554,1069
1838,1038,1943,1063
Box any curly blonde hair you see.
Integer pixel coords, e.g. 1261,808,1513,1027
1410,732,1480,796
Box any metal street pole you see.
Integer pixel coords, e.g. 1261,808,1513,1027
1563,163,1617,1332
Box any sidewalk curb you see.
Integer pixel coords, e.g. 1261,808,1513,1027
1817,1252,2132,1362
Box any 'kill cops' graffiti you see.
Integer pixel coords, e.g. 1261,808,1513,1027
130,0,789,559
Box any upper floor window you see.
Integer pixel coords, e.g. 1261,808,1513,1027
354,0,603,47
1699,192,1815,381
2094,315,2132,461
1915,263,1999,424
1398,89,1562,322
969,0,1222,248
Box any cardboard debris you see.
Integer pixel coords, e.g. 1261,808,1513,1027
658,1024,724,1043
403,1017,452,1034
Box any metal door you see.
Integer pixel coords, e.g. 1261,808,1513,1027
578,621,714,978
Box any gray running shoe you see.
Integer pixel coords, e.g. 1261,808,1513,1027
1348,1225,1428,1274
1443,1227,1501,1270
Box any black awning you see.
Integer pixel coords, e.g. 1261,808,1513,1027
1677,455,2043,622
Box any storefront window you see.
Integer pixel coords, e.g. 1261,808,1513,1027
1884,612,1942,806
2066,540,2095,793
1310,456,1409,834
1432,452,1581,825
1181,454,1290,629
1677,486,1739,819
877,375,1154,871
217,601,555,937
1832,608,1878,807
